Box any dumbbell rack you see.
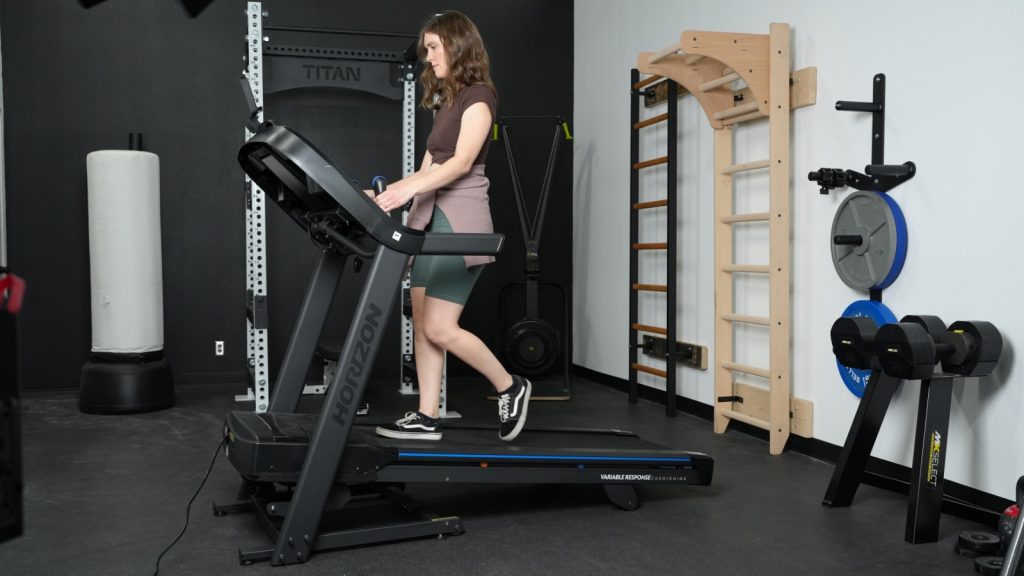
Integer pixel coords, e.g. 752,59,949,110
817,75,959,544
824,368,956,543
826,316,1003,544
814,73,912,493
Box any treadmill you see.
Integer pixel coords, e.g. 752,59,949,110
217,101,714,566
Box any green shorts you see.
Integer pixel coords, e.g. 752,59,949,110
410,206,484,305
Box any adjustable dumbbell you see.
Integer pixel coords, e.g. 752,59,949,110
874,315,947,379
830,316,880,369
939,321,1002,377
875,316,1002,379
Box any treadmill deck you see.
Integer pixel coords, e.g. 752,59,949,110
226,411,713,486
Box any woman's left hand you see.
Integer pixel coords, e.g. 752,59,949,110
374,183,417,212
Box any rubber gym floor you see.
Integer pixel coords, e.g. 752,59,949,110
0,377,992,575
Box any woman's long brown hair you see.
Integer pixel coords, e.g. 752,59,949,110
417,11,497,109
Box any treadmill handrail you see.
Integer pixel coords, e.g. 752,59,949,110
420,232,504,256
240,124,503,257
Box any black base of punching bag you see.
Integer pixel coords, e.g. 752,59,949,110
79,352,174,414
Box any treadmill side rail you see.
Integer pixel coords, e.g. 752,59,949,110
376,460,712,487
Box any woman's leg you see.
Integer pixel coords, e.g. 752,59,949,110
411,287,445,418
420,295,513,393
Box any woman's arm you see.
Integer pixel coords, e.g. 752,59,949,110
373,102,492,212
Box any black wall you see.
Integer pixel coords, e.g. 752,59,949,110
0,0,574,390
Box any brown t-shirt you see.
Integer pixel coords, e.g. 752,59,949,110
425,84,497,166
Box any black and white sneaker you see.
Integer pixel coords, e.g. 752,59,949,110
497,375,532,442
376,411,442,441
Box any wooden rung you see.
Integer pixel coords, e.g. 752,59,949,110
647,43,680,65
721,212,770,224
633,156,669,170
633,113,669,130
633,363,667,378
683,54,704,65
633,242,668,250
721,264,770,273
633,74,664,90
721,362,770,379
700,72,740,93
632,323,667,336
632,283,667,292
722,314,770,326
712,102,760,121
721,159,770,175
720,409,770,431
633,199,668,210
722,110,768,126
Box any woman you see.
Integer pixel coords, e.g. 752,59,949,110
373,11,531,442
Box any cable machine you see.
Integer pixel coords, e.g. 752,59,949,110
492,115,573,400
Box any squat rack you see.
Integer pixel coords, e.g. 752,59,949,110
240,2,419,412
631,23,816,454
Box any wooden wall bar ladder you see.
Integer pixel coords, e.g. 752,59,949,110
635,23,816,454
629,71,678,417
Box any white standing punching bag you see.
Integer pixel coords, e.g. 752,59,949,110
80,139,174,413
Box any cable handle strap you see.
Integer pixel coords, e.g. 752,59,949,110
491,115,573,141
492,115,571,248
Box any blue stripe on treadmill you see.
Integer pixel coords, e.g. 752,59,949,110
398,452,691,463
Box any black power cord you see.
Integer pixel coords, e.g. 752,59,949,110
151,437,226,576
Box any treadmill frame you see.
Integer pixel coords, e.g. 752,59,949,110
220,120,709,566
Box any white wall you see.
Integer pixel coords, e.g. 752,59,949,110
574,0,1024,499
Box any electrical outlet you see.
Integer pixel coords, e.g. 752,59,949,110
215,340,225,356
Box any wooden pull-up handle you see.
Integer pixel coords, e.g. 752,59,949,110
722,110,767,126
721,212,770,224
721,264,770,273
722,313,770,326
632,363,667,378
633,199,669,210
632,323,667,336
700,72,740,93
633,113,669,130
648,43,680,65
713,102,760,121
720,409,770,431
720,361,770,379
632,283,667,292
721,159,770,175
633,74,664,90
633,156,669,170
